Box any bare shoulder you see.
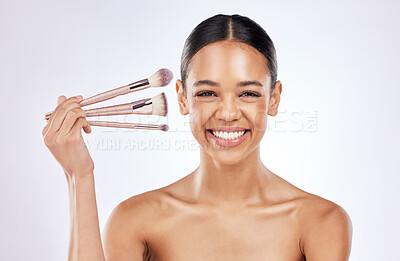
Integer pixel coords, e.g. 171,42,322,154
297,190,353,242
300,193,353,260
277,175,353,260
108,187,170,227
300,193,352,225
105,177,186,231
271,173,352,222
272,173,353,259
102,188,169,260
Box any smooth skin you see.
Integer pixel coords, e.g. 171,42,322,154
42,40,352,261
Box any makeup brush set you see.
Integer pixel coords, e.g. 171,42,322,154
44,68,173,131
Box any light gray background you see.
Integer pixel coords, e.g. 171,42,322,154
1,0,399,260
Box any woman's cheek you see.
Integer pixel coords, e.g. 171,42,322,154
244,101,268,132
189,100,209,135
191,99,215,119
255,103,268,133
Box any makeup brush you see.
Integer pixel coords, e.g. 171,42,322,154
44,68,173,118
44,117,169,131
88,121,169,131
44,93,168,120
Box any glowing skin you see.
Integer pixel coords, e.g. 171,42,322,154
176,40,281,167
103,40,352,260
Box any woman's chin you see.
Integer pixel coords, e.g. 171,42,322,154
214,157,243,166
203,148,250,166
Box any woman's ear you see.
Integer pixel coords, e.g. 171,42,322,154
176,79,190,115
268,80,282,116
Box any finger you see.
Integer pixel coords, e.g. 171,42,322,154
67,117,89,138
43,95,82,136
43,95,67,137
44,101,81,136
57,95,67,106
54,95,83,115
58,108,87,136
83,121,92,134
48,96,84,134
52,95,82,122
43,95,65,136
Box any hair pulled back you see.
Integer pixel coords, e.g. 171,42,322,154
180,14,278,92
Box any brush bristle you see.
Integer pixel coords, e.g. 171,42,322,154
160,124,169,131
148,68,173,87
151,92,168,116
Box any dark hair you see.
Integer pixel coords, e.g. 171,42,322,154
180,14,278,93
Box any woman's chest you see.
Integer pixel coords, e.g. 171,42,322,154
144,207,305,261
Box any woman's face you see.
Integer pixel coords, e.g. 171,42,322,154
176,40,281,165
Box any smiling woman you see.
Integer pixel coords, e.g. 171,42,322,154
176,39,275,165
42,13,353,261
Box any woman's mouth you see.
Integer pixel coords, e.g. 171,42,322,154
206,128,250,147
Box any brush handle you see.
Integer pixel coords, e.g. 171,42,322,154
44,117,168,131
44,98,153,119
79,85,132,107
84,99,152,117
44,79,150,118
88,121,168,131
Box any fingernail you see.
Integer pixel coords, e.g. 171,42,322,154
75,95,83,100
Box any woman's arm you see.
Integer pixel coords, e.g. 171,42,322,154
66,170,147,261
66,173,105,261
43,95,144,260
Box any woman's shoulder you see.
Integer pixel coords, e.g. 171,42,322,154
112,180,187,222
271,171,352,232
271,171,350,216
115,186,172,215
273,173,352,257
296,190,352,229
291,189,352,258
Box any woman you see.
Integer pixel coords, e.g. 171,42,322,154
42,14,352,260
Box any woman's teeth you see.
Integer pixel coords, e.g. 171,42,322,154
211,130,246,140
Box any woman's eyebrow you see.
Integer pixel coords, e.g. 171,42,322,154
237,80,263,87
193,80,263,87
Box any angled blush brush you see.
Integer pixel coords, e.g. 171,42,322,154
44,68,173,118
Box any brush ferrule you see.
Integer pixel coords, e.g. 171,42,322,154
131,98,152,110
133,124,161,130
129,79,150,90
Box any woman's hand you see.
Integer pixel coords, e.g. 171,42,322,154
42,95,94,178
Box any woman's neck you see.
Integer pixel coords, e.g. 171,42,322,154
192,146,271,206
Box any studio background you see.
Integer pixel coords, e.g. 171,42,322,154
0,0,399,260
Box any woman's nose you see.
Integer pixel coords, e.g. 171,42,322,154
215,97,241,122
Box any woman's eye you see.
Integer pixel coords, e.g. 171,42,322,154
196,91,217,97
240,91,261,97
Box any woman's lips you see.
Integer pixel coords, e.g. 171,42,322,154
206,129,250,147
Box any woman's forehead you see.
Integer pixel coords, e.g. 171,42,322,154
186,41,270,87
